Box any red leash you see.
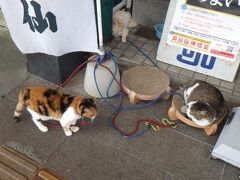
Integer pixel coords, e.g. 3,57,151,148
111,111,172,137
50,54,174,137
59,55,97,87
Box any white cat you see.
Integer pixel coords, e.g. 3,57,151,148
113,10,137,43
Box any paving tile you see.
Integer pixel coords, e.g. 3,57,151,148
234,84,240,93
75,100,125,147
143,59,158,67
122,50,136,59
233,92,240,97
126,45,139,54
136,48,151,56
127,33,137,41
149,48,158,59
221,91,240,106
234,69,240,82
206,76,221,87
167,65,181,74
157,61,169,71
112,48,123,58
219,87,233,94
118,57,139,71
235,76,240,84
175,75,192,87
105,39,121,49
0,96,17,116
220,81,235,90
145,39,159,46
180,69,195,78
132,54,146,64
117,126,224,180
142,43,155,51
132,40,145,48
136,36,147,42
117,42,130,50
167,74,191,90
104,45,112,52
193,73,207,81
47,134,168,180
221,164,240,180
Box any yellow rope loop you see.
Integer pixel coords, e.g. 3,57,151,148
161,118,177,128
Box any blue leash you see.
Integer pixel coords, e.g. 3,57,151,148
93,51,183,138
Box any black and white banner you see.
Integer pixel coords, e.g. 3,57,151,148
0,0,99,56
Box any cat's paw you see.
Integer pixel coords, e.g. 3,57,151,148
121,37,127,43
64,130,72,136
70,126,79,133
13,116,20,123
39,126,48,132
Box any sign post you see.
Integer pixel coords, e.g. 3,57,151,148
157,0,240,82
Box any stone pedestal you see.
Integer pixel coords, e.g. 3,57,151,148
26,52,91,84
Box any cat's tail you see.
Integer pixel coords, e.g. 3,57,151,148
13,89,28,122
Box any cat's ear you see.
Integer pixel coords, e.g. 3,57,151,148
197,95,204,102
78,104,89,116
90,96,96,103
77,101,83,115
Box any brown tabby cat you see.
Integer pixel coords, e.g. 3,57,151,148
182,80,224,126
13,87,97,136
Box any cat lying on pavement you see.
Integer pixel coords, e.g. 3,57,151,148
181,80,224,126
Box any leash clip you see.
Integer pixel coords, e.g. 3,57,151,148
161,118,177,128
144,122,160,131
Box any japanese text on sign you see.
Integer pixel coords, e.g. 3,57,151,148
167,0,240,61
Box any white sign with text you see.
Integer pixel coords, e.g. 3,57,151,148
157,0,240,82
167,0,240,61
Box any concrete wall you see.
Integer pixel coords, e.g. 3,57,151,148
132,0,170,27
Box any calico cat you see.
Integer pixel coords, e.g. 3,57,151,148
182,80,224,126
13,87,97,136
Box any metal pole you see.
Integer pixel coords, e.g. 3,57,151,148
96,0,105,56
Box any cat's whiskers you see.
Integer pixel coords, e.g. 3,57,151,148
90,116,96,124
